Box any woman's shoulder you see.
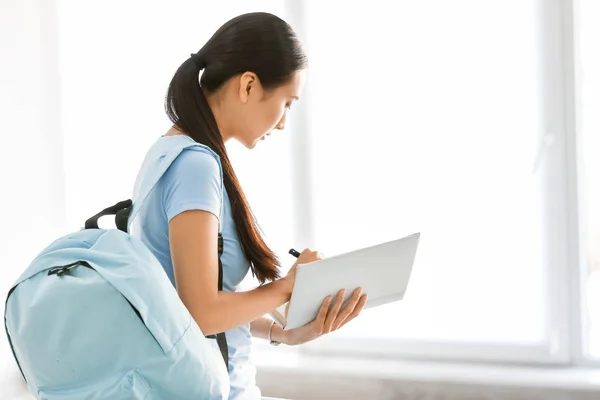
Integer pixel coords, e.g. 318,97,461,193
156,136,225,220
161,134,220,161
170,145,221,177
169,145,221,176
155,135,222,176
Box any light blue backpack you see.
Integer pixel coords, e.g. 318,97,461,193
4,140,230,399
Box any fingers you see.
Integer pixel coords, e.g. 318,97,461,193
323,289,346,333
313,295,332,333
297,289,366,346
296,248,323,266
338,293,368,329
289,295,332,345
331,288,362,330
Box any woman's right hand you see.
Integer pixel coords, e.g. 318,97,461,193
281,248,322,296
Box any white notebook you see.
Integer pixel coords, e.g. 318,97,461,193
271,232,420,331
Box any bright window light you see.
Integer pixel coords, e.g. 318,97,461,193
304,0,549,345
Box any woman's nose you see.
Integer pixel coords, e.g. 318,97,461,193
276,113,287,130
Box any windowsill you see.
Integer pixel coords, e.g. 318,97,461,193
254,344,600,392
3,344,600,400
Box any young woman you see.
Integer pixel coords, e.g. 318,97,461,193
135,12,367,399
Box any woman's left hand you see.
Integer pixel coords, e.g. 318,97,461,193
282,288,368,346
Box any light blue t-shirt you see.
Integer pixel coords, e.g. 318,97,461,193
135,135,260,400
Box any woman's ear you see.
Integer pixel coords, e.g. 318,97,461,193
238,72,261,103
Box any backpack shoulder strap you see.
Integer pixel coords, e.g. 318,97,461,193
127,137,225,234
216,234,229,367
129,136,229,366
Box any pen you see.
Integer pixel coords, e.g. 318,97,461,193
288,248,301,258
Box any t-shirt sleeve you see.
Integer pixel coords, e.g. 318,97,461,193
160,148,223,223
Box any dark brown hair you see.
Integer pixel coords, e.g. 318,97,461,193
165,12,308,283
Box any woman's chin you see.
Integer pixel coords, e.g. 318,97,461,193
246,135,266,149
235,131,269,149
243,139,259,150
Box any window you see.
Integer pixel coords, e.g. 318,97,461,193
5,0,597,373
297,0,569,362
578,0,600,358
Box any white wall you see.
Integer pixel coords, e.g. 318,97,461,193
0,1,65,397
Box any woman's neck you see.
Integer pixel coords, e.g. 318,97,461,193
164,126,185,137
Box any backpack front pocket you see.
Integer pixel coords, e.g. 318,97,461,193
38,369,150,400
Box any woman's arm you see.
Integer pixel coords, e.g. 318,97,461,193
250,317,286,342
169,208,317,336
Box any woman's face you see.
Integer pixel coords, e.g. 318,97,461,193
233,70,306,149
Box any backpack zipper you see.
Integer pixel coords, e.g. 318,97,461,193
47,261,93,277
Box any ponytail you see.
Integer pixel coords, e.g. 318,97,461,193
165,12,307,283
165,56,281,284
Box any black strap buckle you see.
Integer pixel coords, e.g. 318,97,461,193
84,199,132,233
47,261,92,277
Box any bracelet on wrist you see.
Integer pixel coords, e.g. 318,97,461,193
268,320,281,346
